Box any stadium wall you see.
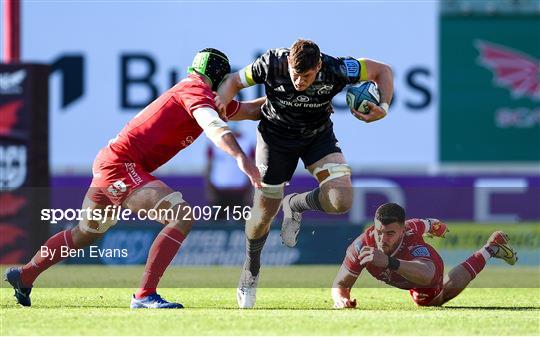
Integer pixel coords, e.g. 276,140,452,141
19,1,438,174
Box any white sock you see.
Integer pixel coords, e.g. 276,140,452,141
480,246,493,261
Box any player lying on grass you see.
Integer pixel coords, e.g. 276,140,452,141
5,48,264,309
332,202,518,308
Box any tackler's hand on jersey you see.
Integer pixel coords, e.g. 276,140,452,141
351,102,388,123
213,92,229,122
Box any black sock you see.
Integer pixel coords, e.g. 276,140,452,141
289,188,324,213
244,232,269,276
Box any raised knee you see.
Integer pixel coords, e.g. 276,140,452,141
326,202,351,214
323,188,352,214
72,225,102,247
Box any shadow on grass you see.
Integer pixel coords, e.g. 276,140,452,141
443,306,540,311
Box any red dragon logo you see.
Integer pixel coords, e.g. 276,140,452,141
475,40,540,102
0,100,22,135
0,193,27,217
0,193,28,263
0,223,27,264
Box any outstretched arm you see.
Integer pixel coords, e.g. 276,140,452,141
193,107,261,188
332,264,360,308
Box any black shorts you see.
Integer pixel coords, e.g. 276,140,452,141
256,123,342,185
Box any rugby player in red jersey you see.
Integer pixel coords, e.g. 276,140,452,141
332,203,518,308
5,48,264,309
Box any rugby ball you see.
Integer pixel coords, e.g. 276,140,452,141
346,81,380,114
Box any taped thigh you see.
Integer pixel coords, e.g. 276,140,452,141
153,191,185,210
312,163,351,186
153,191,185,223
80,217,118,234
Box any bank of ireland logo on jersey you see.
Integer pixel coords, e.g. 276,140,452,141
297,95,310,102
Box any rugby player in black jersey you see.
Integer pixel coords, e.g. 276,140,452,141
217,39,394,308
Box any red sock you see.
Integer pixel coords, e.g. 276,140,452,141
135,227,185,298
460,248,490,280
20,230,77,286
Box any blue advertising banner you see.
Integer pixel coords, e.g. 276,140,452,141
52,174,540,222
60,221,538,266
65,223,361,266
42,174,539,267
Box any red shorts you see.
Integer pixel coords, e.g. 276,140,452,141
88,148,156,206
409,255,445,306
409,286,444,306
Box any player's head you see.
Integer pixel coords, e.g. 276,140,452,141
287,39,322,91
374,203,406,254
188,48,231,91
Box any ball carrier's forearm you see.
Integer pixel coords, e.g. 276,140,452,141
374,65,393,105
363,58,393,105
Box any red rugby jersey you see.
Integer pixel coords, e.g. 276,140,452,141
343,219,444,290
102,74,240,172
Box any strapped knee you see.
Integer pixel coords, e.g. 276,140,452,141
312,163,351,186
80,217,117,234
153,191,185,223
153,191,185,210
256,183,285,199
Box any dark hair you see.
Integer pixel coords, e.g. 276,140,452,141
375,203,406,226
289,39,321,73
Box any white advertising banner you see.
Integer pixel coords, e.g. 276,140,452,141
20,1,438,174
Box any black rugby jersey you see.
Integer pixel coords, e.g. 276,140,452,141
240,48,367,138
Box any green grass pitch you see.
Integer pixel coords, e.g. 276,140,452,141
1,265,539,336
